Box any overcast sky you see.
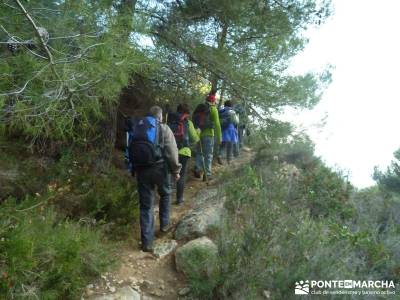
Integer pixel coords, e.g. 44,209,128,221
286,0,400,188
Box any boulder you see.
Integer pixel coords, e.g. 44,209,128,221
153,240,178,259
88,286,140,300
0,168,19,198
175,237,219,278
194,187,219,205
175,201,225,240
178,287,191,296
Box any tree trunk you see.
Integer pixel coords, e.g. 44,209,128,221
117,0,137,41
94,0,138,171
210,22,229,93
95,102,118,171
217,82,226,108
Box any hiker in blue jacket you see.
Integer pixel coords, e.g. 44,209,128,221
218,100,239,164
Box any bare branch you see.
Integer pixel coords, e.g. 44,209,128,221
53,43,105,65
31,7,61,13
0,24,18,39
49,33,98,40
25,49,48,60
0,41,30,45
2,2,18,10
14,0,62,82
0,64,51,97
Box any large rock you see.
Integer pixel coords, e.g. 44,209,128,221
175,201,225,240
0,168,19,198
193,187,219,205
175,237,219,278
88,286,140,300
153,240,178,258
0,169,19,180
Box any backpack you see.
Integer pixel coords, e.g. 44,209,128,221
167,112,189,149
193,103,214,130
234,104,246,128
126,116,164,168
219,107,238,129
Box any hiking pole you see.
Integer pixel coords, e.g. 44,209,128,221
198,140,208,183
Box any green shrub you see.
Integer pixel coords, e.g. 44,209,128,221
373,148,400,194
51,156,139,237
295,162,355,220
0,197,115,299
187,146,399,299
0,146,139,238
178,244,220,299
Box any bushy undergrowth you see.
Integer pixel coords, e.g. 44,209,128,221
48,151,139,237
0,144,139,298
187,140,400,299
1,145,139,237
0,197,115,299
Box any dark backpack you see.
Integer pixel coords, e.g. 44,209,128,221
219,108,231,129
220,107,239,129
167,112,189,149
127,116,164,168
193,103,214,130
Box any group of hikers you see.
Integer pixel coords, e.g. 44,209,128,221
125,92,248,252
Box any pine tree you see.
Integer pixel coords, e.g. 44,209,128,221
0,0,145,153
140,0,332,114
374,149,400,193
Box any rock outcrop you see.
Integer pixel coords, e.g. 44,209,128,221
175,237,219,279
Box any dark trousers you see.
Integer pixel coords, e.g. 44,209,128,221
238,126,245,148
176,155,189,203
219,141,238,163
136,164,171,248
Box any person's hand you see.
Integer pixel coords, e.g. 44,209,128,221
174,173,180,182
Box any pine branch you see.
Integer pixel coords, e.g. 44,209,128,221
0,64,51,97
14,0,61,82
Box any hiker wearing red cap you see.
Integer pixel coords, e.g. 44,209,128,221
192,92,222,180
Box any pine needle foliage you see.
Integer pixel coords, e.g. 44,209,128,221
0,0,147,144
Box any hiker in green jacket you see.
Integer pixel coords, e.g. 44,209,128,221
167,103,200,205
192,93,222,180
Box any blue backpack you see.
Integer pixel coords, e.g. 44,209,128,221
126,116,164,169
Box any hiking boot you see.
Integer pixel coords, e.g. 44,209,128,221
193,170,202,178
160,224,172,233
141,244,153,253
217,157,223,165
203,174,213,181
175,199,184,206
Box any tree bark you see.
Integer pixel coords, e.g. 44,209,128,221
116,0,137,41
217,82,226,108
96,0,138,170
95,102,118,171
210,21,229,93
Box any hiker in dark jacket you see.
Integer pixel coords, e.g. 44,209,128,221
233,103,248,150
218,100,239,164
168,104,200,205
130,106,181,252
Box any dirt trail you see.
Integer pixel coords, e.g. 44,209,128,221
87,149,254,299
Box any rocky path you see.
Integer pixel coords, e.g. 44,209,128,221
85,148,254,300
